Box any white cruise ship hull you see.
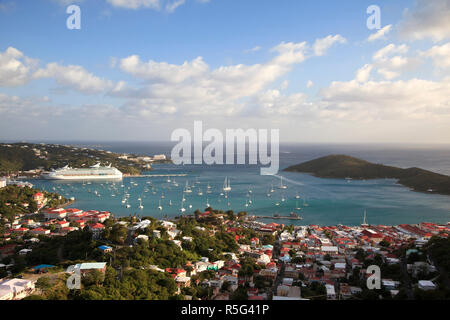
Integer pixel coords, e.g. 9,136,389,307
43,174,123,180
42,164,123,180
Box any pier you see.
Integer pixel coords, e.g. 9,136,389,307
251,215,303,221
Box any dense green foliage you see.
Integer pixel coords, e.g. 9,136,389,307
0,185,66,221
0,143,145,175
284,154,450,195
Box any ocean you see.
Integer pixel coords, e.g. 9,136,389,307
29,142,450,226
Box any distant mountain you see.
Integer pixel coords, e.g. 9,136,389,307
284,154,450,196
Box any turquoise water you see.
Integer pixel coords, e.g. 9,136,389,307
29,143,450,226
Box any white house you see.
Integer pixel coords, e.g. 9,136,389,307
0,278,35,300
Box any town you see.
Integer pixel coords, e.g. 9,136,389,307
0,182,449,300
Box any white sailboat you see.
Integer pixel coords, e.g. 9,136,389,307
158,200,162,211
223,177,231,192
180,196,186,213
278,176,287,189
138,199,144,210
184,181,192,193
303,197,309,207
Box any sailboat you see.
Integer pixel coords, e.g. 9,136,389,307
169,200,172,206
295,200,302,211
295,192,300,199
223,177,231,192
184,181,192,193
278,176,287,189
303,197,309,207
198,188,203,196
206,198,210,208
180,194,186,213
138,199,144,210
158,200,162,211
361,210,369,227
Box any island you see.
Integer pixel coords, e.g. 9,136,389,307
283,155,450,196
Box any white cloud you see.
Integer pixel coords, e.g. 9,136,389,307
0,47,34,87
106,0,160,10
119,55,209,83
398,0,450,42
33,63,116,94
244,46,262,53
306,80,314,88
367,25,392,42
421,42,450,69
355,64,373,83
312,34,347,56
372,44,420,80
166,0,185,13
319,78,450,121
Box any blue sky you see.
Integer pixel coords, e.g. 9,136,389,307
0,0,449,143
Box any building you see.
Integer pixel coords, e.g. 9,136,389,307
98,245,112,253
89,223,105,239
67,262,107,275
418,280,436,291
0,278,35,300
325,284,336,300
44,208,67,220
33,192,45,208
153,154,167,161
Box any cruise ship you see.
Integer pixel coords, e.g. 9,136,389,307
42,163,123,180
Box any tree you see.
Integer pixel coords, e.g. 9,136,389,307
230,286,248,300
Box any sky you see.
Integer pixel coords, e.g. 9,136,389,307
0,0,449,143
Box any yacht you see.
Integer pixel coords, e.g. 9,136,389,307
223,177,231,192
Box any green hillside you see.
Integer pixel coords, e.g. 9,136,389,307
284,155,450,195
0,143,146,176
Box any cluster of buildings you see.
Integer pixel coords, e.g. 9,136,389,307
1,207,109,242
269,221,449,299
1,199,449,300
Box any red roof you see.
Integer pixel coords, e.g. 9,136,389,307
90,223,105,229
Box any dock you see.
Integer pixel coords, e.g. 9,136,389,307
251,215,303,220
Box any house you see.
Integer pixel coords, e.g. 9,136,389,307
33,192,45,207
418,280,436,291
67,262,107,275
166,268,187,278
0,278,35,300
175,276,191,289
98,245,112,253
31,228,50,235
44,208,67,220
55,220,70,229
89,223,105,239
325,284,336,300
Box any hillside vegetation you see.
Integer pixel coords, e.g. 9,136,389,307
0,143,145,175
284,155,450,195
